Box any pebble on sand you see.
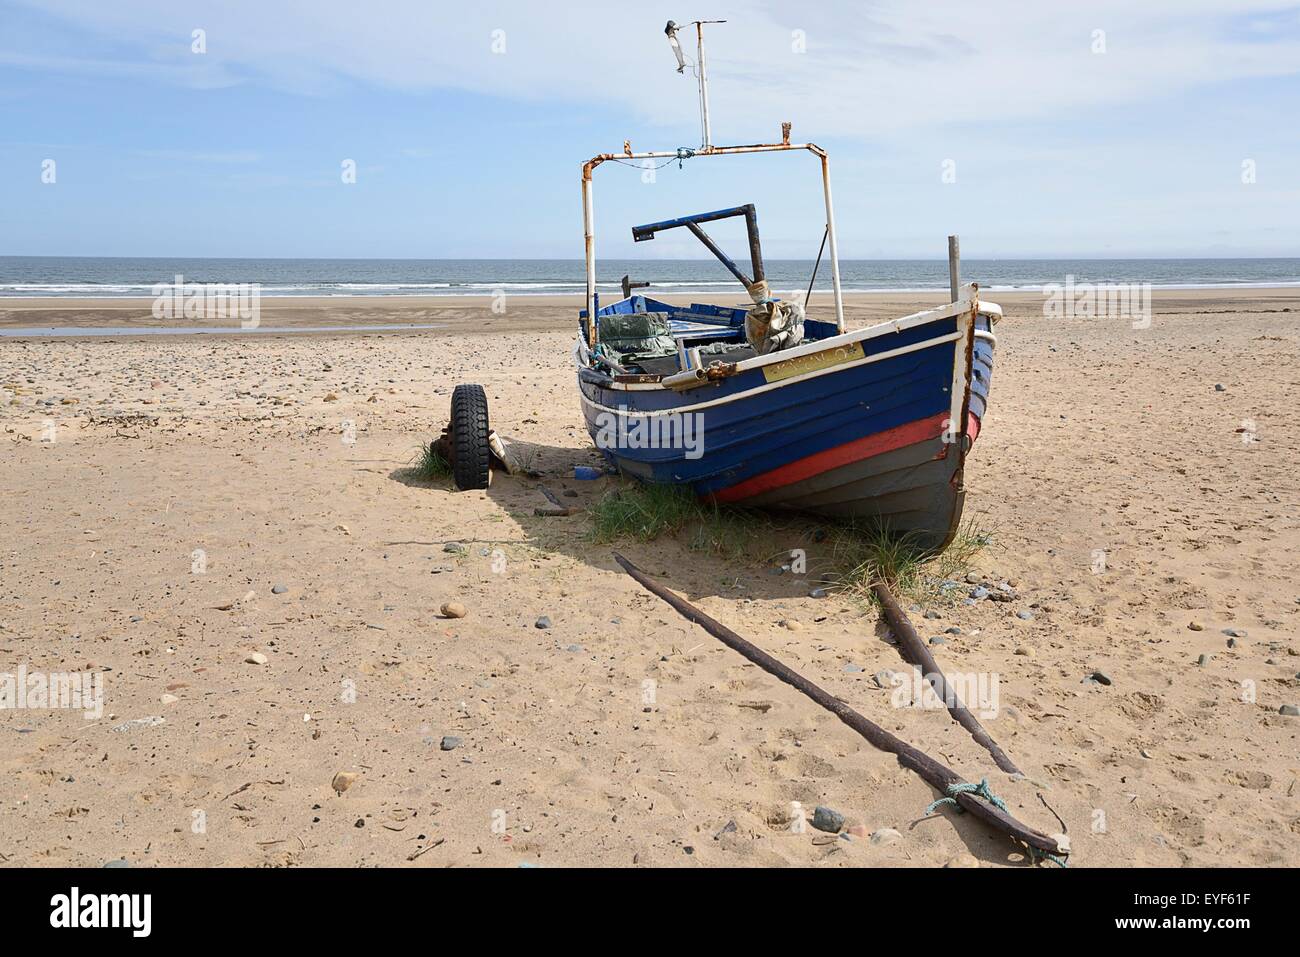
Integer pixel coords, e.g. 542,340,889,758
440,602,468,619
535,615,552,629
244,651,268,665
782,619,803,631
271,584,288,594
1280,704,1300,717
811,806,845,833
331,771,359,794
440,735,463,751
870,827,902,846
1188,621,1204,631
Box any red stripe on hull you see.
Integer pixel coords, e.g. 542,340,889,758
713,411,982,504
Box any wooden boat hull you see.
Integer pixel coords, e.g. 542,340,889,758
578,301,996,551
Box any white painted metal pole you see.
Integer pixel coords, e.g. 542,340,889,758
697,22,711,149
820,155,845,332
582,172,597,346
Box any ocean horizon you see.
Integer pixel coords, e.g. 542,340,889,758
1,256,1297,298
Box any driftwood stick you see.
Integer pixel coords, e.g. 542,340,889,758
873,580,1021,775
534,484,581,516
613,552,1066,859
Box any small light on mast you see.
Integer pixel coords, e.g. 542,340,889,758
664,20,686,73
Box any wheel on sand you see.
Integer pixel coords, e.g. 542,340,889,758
450,383,490,491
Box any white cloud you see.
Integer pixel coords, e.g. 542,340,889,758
9,0,1300,140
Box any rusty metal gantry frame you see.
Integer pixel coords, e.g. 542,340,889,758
580,139,846,348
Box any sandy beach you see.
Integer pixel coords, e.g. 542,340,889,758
2,288,1298,868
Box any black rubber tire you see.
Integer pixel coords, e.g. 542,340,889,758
450,384,490,491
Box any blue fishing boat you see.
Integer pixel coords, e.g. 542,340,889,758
572,20,1000,551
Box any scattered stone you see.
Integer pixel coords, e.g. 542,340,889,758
271,584,288,595
809,587,828,599
1188,621,1204,632
929,636,947,646
111,716,165,733
714,820,738,839
102,859,131,868
440,735,463,750
1280,704,1300,717
872,669,897,689
440,602,467,619
1014,646,1035,657
945,853,980,868
843,663,863,672
1214,383,1226,392
535,615,552,629
966,572,981,584
443,542,464,554
1222,628,1246,638
970,586,990,600
811,806,845,833
331,771,359,794
944,626,962,635
1088,670,1113,686
324,392,339,401
565,644,584,653
1226,637,1238,648
244,652,268,665
846,824,869,839
923,610,941,620
160,693,179,705
782,619,803,632
1139,748,1153,759
1016,610,1034,621
870,827,902,846
1197,654,1210,667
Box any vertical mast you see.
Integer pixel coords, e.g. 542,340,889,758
696,21,711,149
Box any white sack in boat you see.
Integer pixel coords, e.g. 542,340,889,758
745,299,805,355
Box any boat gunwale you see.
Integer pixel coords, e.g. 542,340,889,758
580,297,1001,394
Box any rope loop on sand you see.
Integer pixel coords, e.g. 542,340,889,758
924,777,1008,817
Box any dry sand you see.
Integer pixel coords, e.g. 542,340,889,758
1,289,1298,868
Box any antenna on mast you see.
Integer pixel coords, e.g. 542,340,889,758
664,18,726,151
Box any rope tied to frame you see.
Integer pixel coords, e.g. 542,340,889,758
1029,846,1070,868
925,779,1069,867
924,777,1007,816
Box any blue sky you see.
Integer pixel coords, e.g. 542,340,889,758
1,0,1298,259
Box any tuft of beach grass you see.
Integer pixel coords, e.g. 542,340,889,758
823,519,993,606
409,441,453,483
588,483,702,543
